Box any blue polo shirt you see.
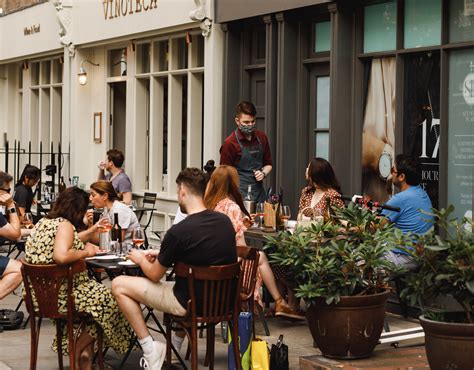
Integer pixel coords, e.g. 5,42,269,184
382,185,433,254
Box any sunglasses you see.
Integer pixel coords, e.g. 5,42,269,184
0,188,11,193
390,167,398,175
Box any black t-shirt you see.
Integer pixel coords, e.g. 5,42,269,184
158,209,237,310
13,184,34,212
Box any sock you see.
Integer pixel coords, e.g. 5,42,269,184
171,333,185,351
139,335,154,357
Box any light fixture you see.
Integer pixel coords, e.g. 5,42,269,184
78,59,99,86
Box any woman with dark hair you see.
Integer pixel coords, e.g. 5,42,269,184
89,180,139,241
204,165,304,320
298,157,344,220
25,187,132,369
14,164,40,220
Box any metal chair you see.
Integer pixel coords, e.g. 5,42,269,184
21,259,104,370
139,192,157,232
165,262,243,370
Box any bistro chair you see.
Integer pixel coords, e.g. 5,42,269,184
21,259,104,370
165,262,243,370
139,192,157,231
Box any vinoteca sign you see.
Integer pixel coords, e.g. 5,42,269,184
102,0,158,20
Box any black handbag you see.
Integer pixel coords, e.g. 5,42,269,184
0,309,24,330
270,334,289,370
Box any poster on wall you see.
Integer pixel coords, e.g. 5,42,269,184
403,53,440,209
448,49,474,222
362,57,396,202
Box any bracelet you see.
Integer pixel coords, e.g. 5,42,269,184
261,169,266,178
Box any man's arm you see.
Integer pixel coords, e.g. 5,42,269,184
0,194,21,240
128,249,168,282
219,141,237,166
53,222,97,264
121,191,132,205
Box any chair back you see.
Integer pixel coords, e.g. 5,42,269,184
21,260,85,320
174,262,242,325
142,192,157,208
236,245,260,303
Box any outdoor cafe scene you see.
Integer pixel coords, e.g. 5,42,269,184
0,0,474,369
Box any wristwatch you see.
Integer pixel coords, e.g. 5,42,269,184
378,143,393,180
7,207,16,214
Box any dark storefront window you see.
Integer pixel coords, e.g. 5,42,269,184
403,52,440,209
314,21,331,53
450,0,474,43
363,1,397,53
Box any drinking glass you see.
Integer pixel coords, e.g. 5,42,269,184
313,209,324,224
131,200,138,211
132,227,145,249
255,203,264,229
281,206,291,229
24,212,34,225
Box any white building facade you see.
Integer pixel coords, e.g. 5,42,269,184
0,0,225,230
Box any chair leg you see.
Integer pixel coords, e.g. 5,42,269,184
29,316,39,370
230,317,241,370
56,321,64,370
256,303,270,336
166,320,172,369
191,324,198,370
208,326,215,370
67,321,75,370
96,326,104,370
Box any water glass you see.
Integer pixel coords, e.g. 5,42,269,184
255,203,264,229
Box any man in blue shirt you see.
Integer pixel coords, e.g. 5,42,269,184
381,155,433,270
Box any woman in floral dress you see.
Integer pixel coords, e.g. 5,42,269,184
25,187,132,369
204,165,304,320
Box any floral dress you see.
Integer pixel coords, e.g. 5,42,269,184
214,198,264,306
25,217,132,354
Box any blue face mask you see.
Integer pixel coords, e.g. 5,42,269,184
239,124,256,135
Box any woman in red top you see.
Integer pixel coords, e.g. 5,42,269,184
298,157,344,220
204,165,304,320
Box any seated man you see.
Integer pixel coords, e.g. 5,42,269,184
98,149,133,204
0,171,22,300
112,168,237,370
381,155,433,270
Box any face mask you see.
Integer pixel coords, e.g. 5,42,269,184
239,123,256,135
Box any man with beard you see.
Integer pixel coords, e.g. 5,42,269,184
220,101,272,202
381,155,433,270
112,168,237,370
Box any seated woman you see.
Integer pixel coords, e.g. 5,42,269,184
89,181,139,242
24,187,132,370
298,157,344,219
13,164,40,225
204,165,304,320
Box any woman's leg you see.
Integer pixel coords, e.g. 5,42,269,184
75,332,95,370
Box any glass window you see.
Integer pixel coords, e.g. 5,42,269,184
136,43,150,74
314,22,331,53
450,0,474,43
108,48,127,77
172,37,188,70
41,61,51,85
364,2,397,53
31,62,39,86
316,77,330,129
404,0,441,48
52,58,63,84
316,133,329,160
154,40,169,72
448,49,474,220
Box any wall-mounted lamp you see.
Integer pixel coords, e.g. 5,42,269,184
78,59,99,86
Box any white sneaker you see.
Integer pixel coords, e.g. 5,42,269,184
140,341,166,370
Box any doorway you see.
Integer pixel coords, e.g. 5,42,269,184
109,81,126,155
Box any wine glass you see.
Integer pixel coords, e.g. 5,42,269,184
132,227,145,249
255,203,264,229
281,206,291,229
24,212,34,228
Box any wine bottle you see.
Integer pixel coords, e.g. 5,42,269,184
276,188,285,231
111,213,122,243
59,176,66,193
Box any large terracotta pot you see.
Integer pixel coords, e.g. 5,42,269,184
306,290,390,359
419,315,474,370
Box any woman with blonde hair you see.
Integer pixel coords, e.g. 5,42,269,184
204,165,304,320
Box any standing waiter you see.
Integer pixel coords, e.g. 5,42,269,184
220,101,272,202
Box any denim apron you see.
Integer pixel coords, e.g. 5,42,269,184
234,130,266,202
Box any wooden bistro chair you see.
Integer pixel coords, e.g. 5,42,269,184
236,245,261,335
21,259,104,370
165,262,243,370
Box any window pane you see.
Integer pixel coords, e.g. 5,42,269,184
162,78,168,175
448,49,474,220
450,0,474,43
137,43,150,74
404,0,441,48
315,132,329,160
314,22,331,52
154,40,169,72
109,48,127,77
316,76,330,129
181,75,188,170
364,2,397,53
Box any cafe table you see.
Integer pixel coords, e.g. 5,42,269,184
244,227,276,250
85,255,186,369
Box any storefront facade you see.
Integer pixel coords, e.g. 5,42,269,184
0,0,225,230
217,0,474,221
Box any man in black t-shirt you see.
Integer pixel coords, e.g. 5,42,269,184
112,168,236,370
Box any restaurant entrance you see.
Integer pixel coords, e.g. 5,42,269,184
109,81,126,155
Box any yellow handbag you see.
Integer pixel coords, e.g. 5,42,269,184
251,338,270,370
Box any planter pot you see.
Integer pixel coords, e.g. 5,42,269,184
306,290,390,359
419,315,474,370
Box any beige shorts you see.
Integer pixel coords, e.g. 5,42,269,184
141,280,187,317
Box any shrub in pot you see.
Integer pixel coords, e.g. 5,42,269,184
266,203,405,359
400,206,474,370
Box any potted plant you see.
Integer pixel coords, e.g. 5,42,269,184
400,206,474,370
265,203,405,359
